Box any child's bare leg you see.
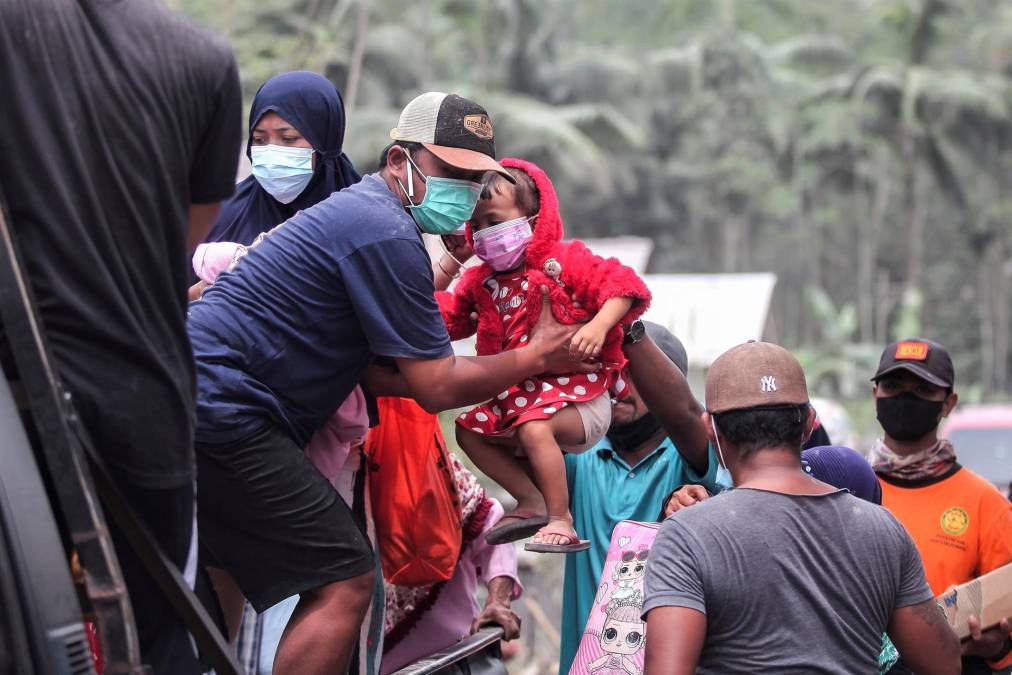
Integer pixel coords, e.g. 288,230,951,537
456,425,545,516
516,407,587,546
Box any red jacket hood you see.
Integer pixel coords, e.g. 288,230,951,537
464,157,562,271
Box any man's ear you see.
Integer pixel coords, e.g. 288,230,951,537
941,391,958,418
801,405,817,444
386,144,407,173
384,144,420,206
701,411,716,443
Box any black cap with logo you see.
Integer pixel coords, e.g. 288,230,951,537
872,338,954,388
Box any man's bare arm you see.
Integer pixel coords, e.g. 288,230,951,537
644,606,705,675
397,349,544,413
186,202,221,254
623,336,709,473
397,287,597,412
888,599,961,675
362,364,411,398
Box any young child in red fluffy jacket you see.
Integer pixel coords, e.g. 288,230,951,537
437,158,650,553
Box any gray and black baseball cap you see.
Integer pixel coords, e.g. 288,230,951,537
872,338,954,388
643,321,689,376
390,92,512,180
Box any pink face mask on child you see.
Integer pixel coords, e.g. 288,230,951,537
472,216,534,272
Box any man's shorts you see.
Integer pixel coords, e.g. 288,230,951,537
505,393,613,456
559,394,612,454
196,425,374,612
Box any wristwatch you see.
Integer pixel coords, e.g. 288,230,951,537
623,319,645,345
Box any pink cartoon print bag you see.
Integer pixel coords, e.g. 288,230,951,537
569,520,659,675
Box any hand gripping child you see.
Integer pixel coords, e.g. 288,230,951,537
436,158,650,553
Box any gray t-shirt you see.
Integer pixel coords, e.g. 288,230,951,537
643,488,932,674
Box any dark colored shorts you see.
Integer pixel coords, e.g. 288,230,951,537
196,424,374,612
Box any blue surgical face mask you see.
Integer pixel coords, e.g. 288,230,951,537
715,464,734,488
250,144,315,204
711,416,734,487
398,152,481,235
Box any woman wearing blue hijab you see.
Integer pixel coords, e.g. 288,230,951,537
202,71,360,248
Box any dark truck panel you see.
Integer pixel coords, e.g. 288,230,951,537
0,378,93,674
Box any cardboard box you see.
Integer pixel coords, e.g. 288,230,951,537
937,562,1012,640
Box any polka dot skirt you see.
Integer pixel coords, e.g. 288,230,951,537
457,272,620,436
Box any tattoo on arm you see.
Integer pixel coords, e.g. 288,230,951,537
913,601,960,657
912,600,944,626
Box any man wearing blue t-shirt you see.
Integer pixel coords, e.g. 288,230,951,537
559,321,722,674
187,92,593,675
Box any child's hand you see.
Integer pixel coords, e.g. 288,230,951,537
570,322,607,360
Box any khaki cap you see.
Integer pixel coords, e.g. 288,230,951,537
706,341,809,414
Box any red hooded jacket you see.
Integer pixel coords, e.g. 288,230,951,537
436,158,650,367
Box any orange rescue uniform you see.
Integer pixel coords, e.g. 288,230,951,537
880,465,1012,669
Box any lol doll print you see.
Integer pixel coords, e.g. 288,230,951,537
586,600,645,675
610,549,648,602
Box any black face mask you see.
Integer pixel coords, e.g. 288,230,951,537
607,413,663,453
876,392,944,442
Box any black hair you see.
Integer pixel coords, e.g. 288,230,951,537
713,404,809,457
377,141,423,170
479,167,540,217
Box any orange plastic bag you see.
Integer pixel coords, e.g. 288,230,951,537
366,397,462,585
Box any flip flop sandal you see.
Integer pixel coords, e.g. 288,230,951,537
523,528,591,554
485,510,549,545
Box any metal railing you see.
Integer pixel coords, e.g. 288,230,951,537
391,626,505,675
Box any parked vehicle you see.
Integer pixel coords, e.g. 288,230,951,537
941,404,1012,500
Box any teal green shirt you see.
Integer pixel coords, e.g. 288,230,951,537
559,438,722,675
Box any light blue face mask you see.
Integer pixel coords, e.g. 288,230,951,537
398,152,482,235
715,464,734,489
250,144,315,204
711,416,735,488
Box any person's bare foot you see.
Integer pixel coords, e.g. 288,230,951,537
530,516,579,546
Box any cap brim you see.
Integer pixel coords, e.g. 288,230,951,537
423,144,515,183
871,362,950,388
706,400,810,415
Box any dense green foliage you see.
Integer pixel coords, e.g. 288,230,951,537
178,0,1012,400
